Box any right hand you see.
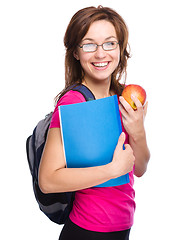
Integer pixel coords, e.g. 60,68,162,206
110,132,135,178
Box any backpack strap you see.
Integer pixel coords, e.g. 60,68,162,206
71,84,96,101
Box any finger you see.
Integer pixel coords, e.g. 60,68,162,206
143,101,148,117
124,143,130,150
115,132,126,151
119,103,129,118
131,94,143,110
124,144,134,156
119,96,134,113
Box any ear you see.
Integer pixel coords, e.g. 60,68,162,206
73,50,80,60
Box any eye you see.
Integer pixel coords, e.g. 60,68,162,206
103,41,118,50
82,43,96,52
106,41,116,46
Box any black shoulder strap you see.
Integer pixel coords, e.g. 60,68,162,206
71,84,96,101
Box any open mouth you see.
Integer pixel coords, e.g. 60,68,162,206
92,62,109,68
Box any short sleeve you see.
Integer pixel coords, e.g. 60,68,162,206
49,90,86,128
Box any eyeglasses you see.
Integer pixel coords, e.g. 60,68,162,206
78,41,119,53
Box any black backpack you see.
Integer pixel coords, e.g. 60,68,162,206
26,84,95,224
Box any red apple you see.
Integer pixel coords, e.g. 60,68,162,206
122,84,146,110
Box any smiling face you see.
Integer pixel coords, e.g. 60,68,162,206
74,20,120,84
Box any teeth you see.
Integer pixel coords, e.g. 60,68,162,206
93,62,108,67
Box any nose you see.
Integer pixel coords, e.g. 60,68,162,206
94,45,106,59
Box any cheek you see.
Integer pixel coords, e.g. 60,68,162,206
112,50,121,67
117,49,121,62
79,56,93,74
79,53,91,67
117,53,120,65
80,58,90,70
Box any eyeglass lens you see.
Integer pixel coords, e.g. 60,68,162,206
82,41,118,52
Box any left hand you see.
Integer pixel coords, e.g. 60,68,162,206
119,95,148,140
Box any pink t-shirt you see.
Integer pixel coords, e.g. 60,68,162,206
50,90,135,232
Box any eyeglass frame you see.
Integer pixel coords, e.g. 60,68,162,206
78,41,119,53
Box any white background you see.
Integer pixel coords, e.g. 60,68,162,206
1,0,188,239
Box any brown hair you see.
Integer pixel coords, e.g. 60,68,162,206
55,6,130,102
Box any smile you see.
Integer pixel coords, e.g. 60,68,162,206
92,62,109,68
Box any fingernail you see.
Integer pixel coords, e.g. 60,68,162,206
121,132,125,138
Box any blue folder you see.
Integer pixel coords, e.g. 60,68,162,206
58,95,129,187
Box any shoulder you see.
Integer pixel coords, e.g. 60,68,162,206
49,90,86,129
58,90,86,106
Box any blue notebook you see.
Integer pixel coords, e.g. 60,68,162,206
58,95,129,187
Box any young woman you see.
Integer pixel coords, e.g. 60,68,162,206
39,6,150,240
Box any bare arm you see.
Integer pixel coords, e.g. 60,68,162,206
129,127,150,177
119,95,150,177
38,128,135,193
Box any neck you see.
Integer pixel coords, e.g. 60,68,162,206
82,78,113,99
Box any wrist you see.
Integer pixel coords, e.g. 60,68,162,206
107,161,120,179
130,129,146,143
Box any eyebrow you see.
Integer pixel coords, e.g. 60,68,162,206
82,36,117,42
